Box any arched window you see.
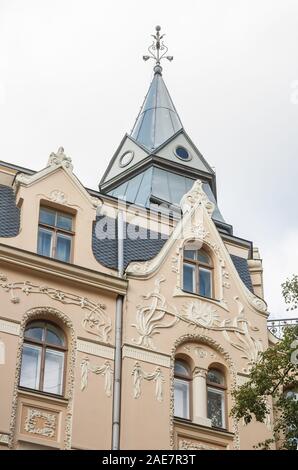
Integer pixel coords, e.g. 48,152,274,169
174,359,191,419
207,368,226,428
19,321,66,396
183,247,213,298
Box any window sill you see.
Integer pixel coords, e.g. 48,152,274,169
18,388,69,405
173,417,234,437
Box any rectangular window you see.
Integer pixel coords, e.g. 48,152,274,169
174,378,190,419
37,207,74,263
199,268,212,298
19,344,42,390
183,263,196,293
43,349,65,395
207,387,225,428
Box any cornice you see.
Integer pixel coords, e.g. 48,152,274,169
0,243,127,295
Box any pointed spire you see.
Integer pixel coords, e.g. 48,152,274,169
131,26,182,151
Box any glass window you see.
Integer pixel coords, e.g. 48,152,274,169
38,207,73,263
207,388,225,428
199,268,212,298
19,344,42,390
174,360,191,420
20,321,66,396
37,228,53,257
183,247,213,298
175,146,190,161
183,263,196,293
207,368,226,429
174,378,190,419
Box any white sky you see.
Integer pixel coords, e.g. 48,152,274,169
0,0,298,318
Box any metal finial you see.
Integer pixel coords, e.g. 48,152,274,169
142,26,173,74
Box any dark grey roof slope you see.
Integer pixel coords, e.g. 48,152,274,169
0,185,20,237
92,216,167,270
92,216,254,292
230,255,253,293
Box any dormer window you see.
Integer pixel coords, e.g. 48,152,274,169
37,207,74,263
183,247,213,298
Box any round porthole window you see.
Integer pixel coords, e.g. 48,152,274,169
119,150,134,168
174,146,191,161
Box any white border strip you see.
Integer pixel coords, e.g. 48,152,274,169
0,318,20,336
123,345,170,368
77,339,114,360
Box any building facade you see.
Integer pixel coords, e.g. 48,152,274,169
0,28,275,450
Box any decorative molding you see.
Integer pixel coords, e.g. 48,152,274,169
0,434,9,445
123,345,171,368
47,147,73,171
179,439,216,450
77,340,114,360
180,180,215,217
170,334,240,450
0,275,112,343
126,180,268,316
132,362,165,402
9,307,76,450
132,276,179,350
24,408,57,438
0,339,5,364
80,357,113,397
181,301,220,328
133,282,263,369
0,318,20,336
49,189,68,204
192,367,208,379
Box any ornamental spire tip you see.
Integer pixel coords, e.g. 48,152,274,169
142,26,173,74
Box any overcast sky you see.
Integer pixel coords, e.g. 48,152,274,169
0,0,298,318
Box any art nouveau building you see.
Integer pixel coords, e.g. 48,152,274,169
0,28,275,450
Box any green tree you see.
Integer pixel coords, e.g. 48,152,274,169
231,276,298,450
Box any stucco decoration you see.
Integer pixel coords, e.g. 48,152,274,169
0,434,9,445
132,276,179,350
132,362,165,402
24,409,57,438
0,275,111,342
179,439,216,450
80,357,113,397
180,180,215,217
134,282,263,369
126,180,267,316
9,307,76,450
182,301,220,328
48,147,73,171
170,334,240,450
49,190,68,204
0,339,5,364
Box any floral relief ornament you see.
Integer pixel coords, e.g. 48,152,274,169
0,276,112,342
24,409,57,438
132,276,179,350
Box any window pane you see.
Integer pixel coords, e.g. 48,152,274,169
56,213,72,231
207,388,225,428
46,324,65,346
37,228,53,257
43,349,64,395
174,360,189,377
199,268,212,297
55,234,71,262
25,323,44,342
39,208,56,226
198,250,211,265
184,250,196,260
183,263,196,293
20,344,41,390
207,369,224,385
174,378,189,419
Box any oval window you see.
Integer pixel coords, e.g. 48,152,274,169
174,146,190,161
119,151,134,168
